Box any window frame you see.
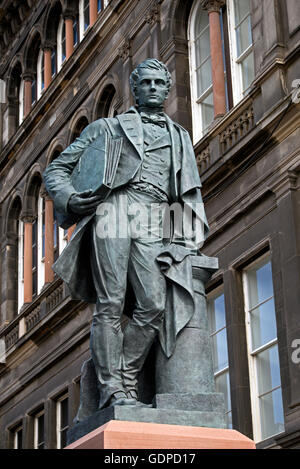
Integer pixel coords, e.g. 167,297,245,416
17,219,24,313
207,284,232,428
188,2,214,143
37,195,45,295
18,79,24,125
34,409,45,450
37,49,44,100
56,394,69,449
13,424,23,449
227,0,255,104
243,253,284,442
57,16,66,72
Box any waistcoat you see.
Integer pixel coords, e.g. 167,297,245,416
131,123,172,198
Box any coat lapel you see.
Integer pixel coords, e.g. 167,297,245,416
117,108,143,159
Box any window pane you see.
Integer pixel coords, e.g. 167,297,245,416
212,328,229,372
250,298,277,350
60,399,68,428
259,387,284,440
248,261,274,309
241,50,255,92
84,0,90,30
37,414,45,449
98,0,102,12
31,79,36,104
62,22,66,62
73,18,79,46
215,371,232,421
196,58,212,97
51,50,56,76
256,345,281,395
195,28,210,68
195,9,209,38
236,16,252,56
209,294,226,332
234,0,251,24
201,91,214,132
17,429,23,449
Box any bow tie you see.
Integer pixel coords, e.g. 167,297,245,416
140,112,166,128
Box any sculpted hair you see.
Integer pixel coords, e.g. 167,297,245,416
130,59,172,98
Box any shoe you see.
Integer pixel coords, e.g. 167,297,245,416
108,391,137,407
126,389,153,408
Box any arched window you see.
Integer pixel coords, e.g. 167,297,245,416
7,61,23,138
95,84,118,119
57,17,66,72
37,49,45,99
188,4,214,142
70,115,89,142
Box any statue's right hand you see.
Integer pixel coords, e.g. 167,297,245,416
68,190,103,215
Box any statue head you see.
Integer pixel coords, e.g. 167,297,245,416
130,59,172,109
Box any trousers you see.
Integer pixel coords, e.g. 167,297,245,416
90,185,167,408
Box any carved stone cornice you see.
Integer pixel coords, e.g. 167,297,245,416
200,0,226,13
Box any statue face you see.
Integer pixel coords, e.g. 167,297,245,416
135,69,168,108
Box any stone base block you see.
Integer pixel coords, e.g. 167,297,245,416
65,420,256,449
67,405,226,445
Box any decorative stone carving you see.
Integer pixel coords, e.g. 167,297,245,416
196,145,210,173
200,0,226,13
220,105,254,154
118,39,131,62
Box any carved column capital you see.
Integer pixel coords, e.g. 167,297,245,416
200,0,225,13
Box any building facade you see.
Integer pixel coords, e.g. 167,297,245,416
0,0,299,449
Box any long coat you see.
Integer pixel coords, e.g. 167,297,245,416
43,107,209,357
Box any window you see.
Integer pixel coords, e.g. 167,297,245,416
18,80,24,125
243,255,284,442
32,218,38,298
37,49,44,99
31,77,37,106
37,196,45,294
227,0,255,103
34,411,45,449
73,15,80,47
188,3,214,142
18,219,24,312
79,0,90,40
207,288,232,428
51,49,57,77
57,17,66,72
56,394,69,449
13,425,23,449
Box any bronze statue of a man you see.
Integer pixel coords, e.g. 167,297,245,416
43,59,209,410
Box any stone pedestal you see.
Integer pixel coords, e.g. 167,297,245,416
66,420,256,449
155,256,225,427
68,255,228,446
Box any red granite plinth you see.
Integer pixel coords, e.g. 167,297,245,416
65,420,256,449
